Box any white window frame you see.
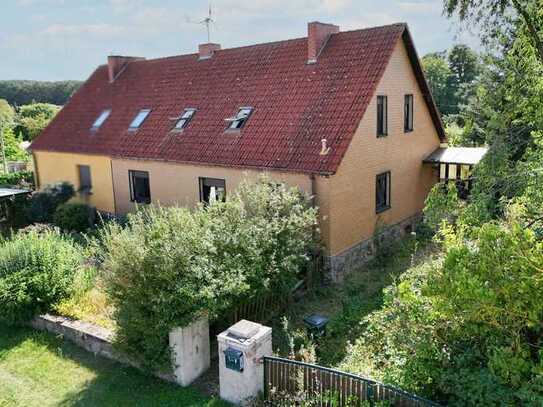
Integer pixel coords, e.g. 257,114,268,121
91,109,111,130
129,109,151,130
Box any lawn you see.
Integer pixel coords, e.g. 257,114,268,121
272,234,438,367
0,324,229,407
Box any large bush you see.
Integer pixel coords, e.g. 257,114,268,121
0,228,83,324
26,182,74,223
342,213,543,406
54,202,96,232
99,177,318,371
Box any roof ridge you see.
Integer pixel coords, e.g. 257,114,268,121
126,22,408,65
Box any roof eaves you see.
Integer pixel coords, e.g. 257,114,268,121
401,26,446,142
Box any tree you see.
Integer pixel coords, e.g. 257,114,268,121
0,99,16,173
422,53,454,115
0,128,28,163
0,80,82,106
444,0,543,65
0,99,15,129
15,103,60,140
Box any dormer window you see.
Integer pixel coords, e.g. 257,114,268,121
91,109,111,130
173,108,197,131
129,109,151,130
226,107,253,130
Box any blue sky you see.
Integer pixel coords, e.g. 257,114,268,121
0,0,476,81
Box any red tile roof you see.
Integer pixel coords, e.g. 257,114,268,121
31,23,444,175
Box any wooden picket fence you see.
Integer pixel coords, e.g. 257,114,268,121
263,356,441,407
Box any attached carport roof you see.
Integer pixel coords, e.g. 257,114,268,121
423,147,488,166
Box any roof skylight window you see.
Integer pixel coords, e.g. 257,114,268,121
91,109,111,130
226,107,253,130
129,109,151,130
173,108,197,130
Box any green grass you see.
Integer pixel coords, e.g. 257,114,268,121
273,235,438,367
0,324,229,407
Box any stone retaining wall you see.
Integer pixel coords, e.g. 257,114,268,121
30,314,175,383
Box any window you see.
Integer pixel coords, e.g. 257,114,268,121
78,165,92,193
376,171,391,213
173,108,197,130
199,177,226,204
91,109,111,130
404,94,414,132
227,107,253,130
129,170,151,204
377,96,388,137
129,109,151,130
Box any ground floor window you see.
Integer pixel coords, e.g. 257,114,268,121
199,177,226,204
129,170,151,204
376,171,391,213
77,165,92,194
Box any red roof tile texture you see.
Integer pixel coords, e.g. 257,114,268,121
31,23,443,174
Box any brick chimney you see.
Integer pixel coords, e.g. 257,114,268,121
198,43,221,60
307,21,339,64
107,55,145,82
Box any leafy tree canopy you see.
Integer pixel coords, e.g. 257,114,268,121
0,99,15,129
0,80,82,106
14,103,60,140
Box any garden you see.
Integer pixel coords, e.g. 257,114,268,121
0,176,320,375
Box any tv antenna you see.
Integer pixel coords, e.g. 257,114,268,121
200,2,214,43
185,2,217,43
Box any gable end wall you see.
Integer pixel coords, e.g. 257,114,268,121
321,38,440,261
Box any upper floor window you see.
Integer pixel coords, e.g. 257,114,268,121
199,177,226,204
376,171,391,213
377,96,388,137
129,109,151,130
129,170,151,204
404,94,414,132
77,165,92,194
226,107,253,130
91,109,111,130
173,108,197,130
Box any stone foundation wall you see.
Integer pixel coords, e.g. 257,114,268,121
326,213,422,282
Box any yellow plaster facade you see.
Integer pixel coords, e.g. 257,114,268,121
33,151,115,213
110,159,313,214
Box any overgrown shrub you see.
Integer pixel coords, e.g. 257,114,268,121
342,213,543,406
0,228,83,324
26,182,74,223
98,177,319,371
54,202,96,232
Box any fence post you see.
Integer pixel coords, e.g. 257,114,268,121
367,384,375,407
263,357,269,399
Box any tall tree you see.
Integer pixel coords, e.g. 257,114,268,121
15,103,60,140
444,0,543,65
422,53,455,115
448,44,480,87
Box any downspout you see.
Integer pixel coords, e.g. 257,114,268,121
309,173,319,287
110,159,117,215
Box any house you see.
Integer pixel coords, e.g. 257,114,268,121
31,21,448,280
